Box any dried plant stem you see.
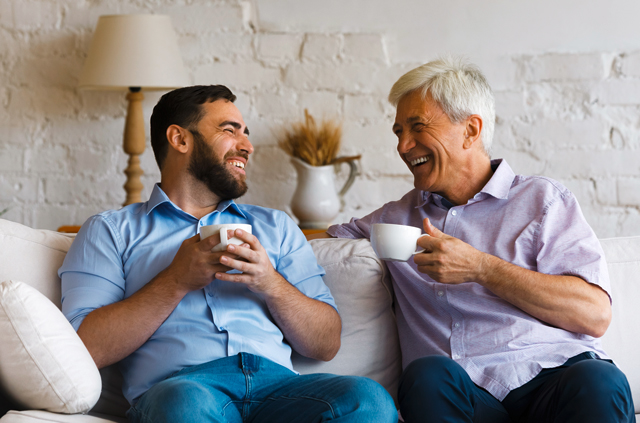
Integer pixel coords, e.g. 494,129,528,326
278,109,342,166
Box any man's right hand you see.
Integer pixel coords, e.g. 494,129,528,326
159,232,240,295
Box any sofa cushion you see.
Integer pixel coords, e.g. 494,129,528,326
292,238,403,404
599,236,640,414
0,280,101,414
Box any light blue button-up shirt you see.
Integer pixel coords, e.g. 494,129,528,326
329,159,610,401
60,184,336,404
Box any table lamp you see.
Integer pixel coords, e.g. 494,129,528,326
79,14,189,206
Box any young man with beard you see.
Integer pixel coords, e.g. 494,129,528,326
59,85,397,423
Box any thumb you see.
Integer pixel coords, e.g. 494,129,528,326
423,218,444,238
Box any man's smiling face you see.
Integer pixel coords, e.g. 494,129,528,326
187,99,254,200
392,90,468,198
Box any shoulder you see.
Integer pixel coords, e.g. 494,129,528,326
79,203,149,246
234,203,290,224
510,174,574,205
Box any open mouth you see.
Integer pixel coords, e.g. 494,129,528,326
228,160,245,170
410,156,429,167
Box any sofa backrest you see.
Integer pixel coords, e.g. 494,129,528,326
0,219,73,309
599,236,640,413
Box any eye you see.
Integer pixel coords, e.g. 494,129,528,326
224,128,234,134
412,123,425,132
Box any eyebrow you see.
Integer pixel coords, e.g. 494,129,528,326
392,115,425,131
406,116,425,124
220,120,250,136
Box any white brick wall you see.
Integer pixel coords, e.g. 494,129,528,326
1,0,640,238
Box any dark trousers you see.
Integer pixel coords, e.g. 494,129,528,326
398,353,635,423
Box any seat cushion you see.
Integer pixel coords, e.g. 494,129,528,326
292,238,402,404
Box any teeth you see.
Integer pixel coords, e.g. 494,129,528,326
410,156,429,166
229,160,245,169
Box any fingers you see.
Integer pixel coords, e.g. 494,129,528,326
416,234,433,251
423,218,444,237
231,228,258,248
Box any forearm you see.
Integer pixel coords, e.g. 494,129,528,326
77,271,187,368
478,254,611,337
264,276,341,361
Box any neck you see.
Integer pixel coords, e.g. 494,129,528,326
160,169,222,219
440,155,493,206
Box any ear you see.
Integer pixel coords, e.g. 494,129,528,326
463,115,483,149
166,125,190,154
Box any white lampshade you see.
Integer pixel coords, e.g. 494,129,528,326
79,14,188,90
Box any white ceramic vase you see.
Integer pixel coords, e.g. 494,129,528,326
290,157,358,229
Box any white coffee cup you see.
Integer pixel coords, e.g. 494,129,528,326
200,223,252,252
370,223,426,262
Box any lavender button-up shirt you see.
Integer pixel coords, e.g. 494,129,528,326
328,159,611,401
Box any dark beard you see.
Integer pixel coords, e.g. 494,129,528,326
187,130,248,200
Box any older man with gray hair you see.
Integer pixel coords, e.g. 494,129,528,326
314,57,635,422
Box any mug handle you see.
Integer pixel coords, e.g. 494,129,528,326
412,234,429,255
219,228,230,250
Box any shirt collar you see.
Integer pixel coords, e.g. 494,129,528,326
480,158,515,200
414,158,515,209
145,183,248,219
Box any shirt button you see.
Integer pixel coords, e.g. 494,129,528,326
454,322,460,328
451,210,457,216
437,291,444,297
207,292,213,297
200,221,204,226
452,354,461,360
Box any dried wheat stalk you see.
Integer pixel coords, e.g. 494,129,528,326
278,110,342,166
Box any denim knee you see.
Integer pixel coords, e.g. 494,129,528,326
130,378,229,423
344,376,397,422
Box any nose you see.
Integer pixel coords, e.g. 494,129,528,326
238,135,254,155
397,131,416,155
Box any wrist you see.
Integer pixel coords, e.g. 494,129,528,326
259,271,290,301
154,267,191,299
474,252,496,285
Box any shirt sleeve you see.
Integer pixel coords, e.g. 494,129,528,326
58,215,127,330
275,212,339,313
327,206,389,239
535,189,612,299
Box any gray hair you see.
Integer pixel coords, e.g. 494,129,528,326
388,57,495,156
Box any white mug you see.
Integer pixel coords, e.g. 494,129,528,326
200,223,252,253
370,223,426,262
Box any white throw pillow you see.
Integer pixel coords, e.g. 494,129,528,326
0,280,101,414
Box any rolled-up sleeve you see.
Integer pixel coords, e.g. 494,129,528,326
59,215,127,330
535,190,611,298
275,212,338,313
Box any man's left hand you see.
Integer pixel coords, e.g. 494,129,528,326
414,218,488,284
215,228,285,295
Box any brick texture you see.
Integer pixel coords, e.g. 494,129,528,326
0,0,639,238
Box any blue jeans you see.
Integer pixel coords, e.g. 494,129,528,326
398,353,635,423
128,353,397,423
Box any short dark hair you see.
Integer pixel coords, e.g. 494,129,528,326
150,85,236,169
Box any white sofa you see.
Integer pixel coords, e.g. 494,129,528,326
0,217,639,421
